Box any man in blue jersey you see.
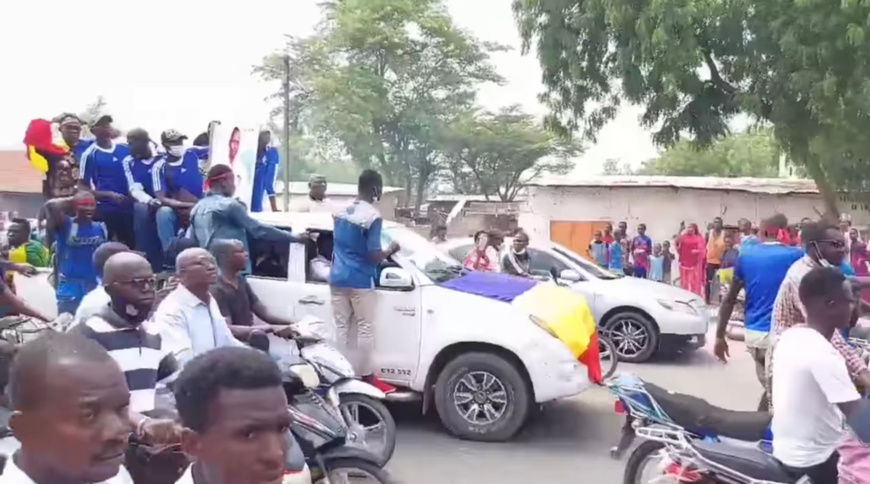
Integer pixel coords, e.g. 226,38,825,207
251,130,280,213
78,115,134,248
123,128,164,272
715,213,805,410
154,129,205,253
331,169,400,393
44,191,108,315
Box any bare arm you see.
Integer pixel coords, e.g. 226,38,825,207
0,291,50,322
252,300,295,326
716,277,745,339
44,196,74,232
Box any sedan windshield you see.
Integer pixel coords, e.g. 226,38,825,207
382,226,465,283
552,247,622,280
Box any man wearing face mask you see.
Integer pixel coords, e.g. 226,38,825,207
331,169,400,393
154,129,203,254
766,221,870,411
190,165,305,273
69,251,181,445
502,230,532,277
123,128,164,271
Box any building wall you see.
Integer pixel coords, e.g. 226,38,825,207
0,193,44,219
519,186,870,245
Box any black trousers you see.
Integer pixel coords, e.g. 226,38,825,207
98,211,136,249
785,451,839,483
705,263,720,304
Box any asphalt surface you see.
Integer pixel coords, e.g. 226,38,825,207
385,328,761,484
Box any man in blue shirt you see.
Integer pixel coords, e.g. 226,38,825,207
123,128,164,272
78,115,134,248
331,170,400,392
44,191,108,315
190,165,303,273
715,213,804,410
251,130,280,213
154,130,205,254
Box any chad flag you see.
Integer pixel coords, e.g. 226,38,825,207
23,119,68,173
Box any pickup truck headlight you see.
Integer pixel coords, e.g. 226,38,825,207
657,299,698,315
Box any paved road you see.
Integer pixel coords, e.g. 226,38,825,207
385,330,761,484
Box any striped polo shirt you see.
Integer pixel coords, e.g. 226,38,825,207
71,316,166,413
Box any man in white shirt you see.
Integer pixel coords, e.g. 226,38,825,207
153,248,245,368
71,242,130,328
771,266,865,482
1,333,133,484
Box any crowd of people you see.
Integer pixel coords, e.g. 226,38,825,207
710,214,870,483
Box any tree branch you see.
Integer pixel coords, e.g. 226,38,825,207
701,49,737,96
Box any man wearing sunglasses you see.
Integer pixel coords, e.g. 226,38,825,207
69,251,181,448
766,221,870,412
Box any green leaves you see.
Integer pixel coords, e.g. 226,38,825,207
515,0,870,215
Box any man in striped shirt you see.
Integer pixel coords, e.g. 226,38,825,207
70,251,180,444
766,221,870,410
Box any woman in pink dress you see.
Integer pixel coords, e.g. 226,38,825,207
676,223,706,298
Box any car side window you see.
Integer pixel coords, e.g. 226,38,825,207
527,249,571,277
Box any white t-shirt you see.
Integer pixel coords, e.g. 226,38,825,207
771,326,861,467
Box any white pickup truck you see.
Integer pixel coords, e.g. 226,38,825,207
246,212,594,441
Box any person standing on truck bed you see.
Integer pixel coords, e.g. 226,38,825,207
331,169,400,394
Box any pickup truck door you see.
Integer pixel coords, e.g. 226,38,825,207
372,262,422,386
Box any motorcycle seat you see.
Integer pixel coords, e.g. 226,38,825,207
646,383,771,441
691,440,795,483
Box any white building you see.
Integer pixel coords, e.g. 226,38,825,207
519,175,868,257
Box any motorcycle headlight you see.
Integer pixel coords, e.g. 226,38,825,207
657,299,697,315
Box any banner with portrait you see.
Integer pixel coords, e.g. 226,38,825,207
207,124,258,209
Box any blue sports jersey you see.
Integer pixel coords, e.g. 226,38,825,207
251,147,280,212
735,243,805,333
70,139,95,163
154,149,204,199
80,142,132,213
123,155,160,197
56,217,107,282
330,200,383,289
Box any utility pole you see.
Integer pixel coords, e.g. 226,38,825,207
282,54,292,211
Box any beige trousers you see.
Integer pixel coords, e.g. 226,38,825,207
330,286,376,376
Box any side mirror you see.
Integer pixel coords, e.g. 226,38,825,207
560,269,582,282
379,267,413,289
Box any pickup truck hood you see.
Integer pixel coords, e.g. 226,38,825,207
590,275,703,303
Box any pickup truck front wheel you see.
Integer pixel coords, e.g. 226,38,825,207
434,352,530,441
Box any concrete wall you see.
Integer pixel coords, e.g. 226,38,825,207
519,185,870,245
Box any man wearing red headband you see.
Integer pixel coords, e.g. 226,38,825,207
189,165,305,273
43,191,108,314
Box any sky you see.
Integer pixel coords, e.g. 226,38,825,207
0,0,660,174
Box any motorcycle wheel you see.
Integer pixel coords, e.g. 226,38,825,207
623,440,666,484
338,394,396,467
316,457,400,484
598,333,619,380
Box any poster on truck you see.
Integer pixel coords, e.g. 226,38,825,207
208,123,258,209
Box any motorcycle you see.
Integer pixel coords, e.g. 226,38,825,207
607,374,810,483
292,317,397,467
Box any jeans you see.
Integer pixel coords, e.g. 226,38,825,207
133,203,163,272
155,206,178,253
330,286,376,376
99,210,135,249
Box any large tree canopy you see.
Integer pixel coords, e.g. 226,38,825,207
514,0,870,215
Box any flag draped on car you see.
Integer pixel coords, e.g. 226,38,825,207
440,272,602,383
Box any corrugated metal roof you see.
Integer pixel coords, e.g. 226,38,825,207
526,175,819,195
0,151,43,194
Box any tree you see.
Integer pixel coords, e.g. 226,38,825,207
639,129,780,177
514,0,870,216
302,0,506,211
441,106,580,200
601,158,634,176
78,96,107,138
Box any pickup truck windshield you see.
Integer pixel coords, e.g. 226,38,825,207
382,226,465,283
